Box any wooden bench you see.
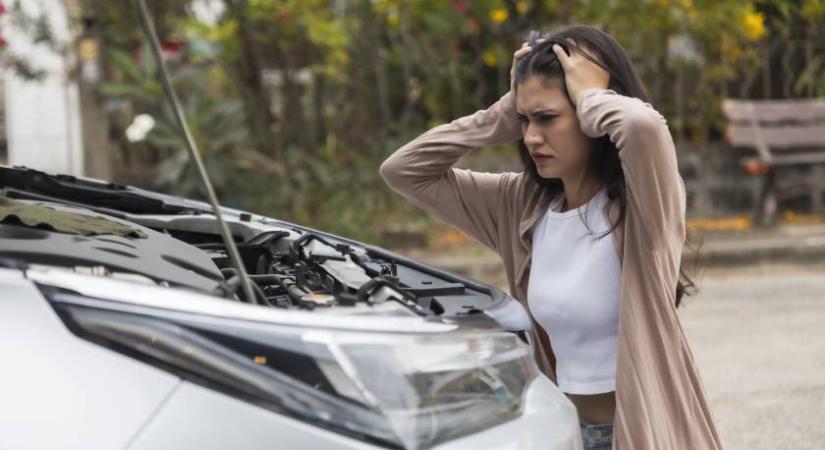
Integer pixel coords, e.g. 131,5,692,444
722,98,825,226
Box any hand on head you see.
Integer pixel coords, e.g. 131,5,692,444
550,39,610,105
510,42,534,92
511,37,610,104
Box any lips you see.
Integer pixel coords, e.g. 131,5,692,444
531,154,554,164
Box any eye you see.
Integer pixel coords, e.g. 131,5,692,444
536,113,558,123
516,113,529,124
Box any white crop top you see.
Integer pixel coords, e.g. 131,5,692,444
527,187,621,395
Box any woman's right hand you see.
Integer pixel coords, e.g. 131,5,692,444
510,42,532,92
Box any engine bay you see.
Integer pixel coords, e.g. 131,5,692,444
182,227,459,315
0,167,502,318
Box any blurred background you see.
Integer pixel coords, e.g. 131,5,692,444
1,1,824,448
3,0,825,241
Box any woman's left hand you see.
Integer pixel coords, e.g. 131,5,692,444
552,41,610,105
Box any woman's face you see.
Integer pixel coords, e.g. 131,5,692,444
515,76,593,180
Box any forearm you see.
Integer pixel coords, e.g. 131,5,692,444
378,91,523,253
379,91,521,189
576,88,686,248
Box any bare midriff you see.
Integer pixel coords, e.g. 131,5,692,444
566,391,616,425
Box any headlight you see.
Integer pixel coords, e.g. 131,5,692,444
46,289,538,449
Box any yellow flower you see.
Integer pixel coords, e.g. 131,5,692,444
387,12,399,27
742,11,766,41
482,50,498,67
516,1,528,14
489,8,508,24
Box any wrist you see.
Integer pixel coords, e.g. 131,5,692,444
575,87,611,110
450,91,522,145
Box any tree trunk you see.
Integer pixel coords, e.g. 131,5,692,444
224,0,279,160
79,79,113,180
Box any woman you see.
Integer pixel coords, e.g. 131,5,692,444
379,25,724,450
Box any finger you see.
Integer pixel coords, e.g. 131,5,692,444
576,44,600,63
514,46,532,60
552,44,570,66
564,37,598,62
513,47,533,59
564,38,578,51
563,38,584,59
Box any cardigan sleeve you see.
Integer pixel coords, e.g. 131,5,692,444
379,92,524,252
575,88,686,249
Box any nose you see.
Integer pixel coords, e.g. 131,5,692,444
523,121,544,148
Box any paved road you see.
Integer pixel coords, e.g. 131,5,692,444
680,264,825,450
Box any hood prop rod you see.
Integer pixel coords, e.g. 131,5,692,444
135,0,258,304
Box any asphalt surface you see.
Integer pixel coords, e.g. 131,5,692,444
680,264,825,450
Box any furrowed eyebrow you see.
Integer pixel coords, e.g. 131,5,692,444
515,109,559,118
529,109,559,115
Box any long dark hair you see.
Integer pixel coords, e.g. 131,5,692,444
513,25,695,307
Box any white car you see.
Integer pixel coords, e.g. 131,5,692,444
0,166,582,450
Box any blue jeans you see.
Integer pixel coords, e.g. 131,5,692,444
579,421,613,450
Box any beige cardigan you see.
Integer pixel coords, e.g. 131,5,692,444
379,88,725,449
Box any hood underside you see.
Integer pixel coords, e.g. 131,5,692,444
0,166,508,319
